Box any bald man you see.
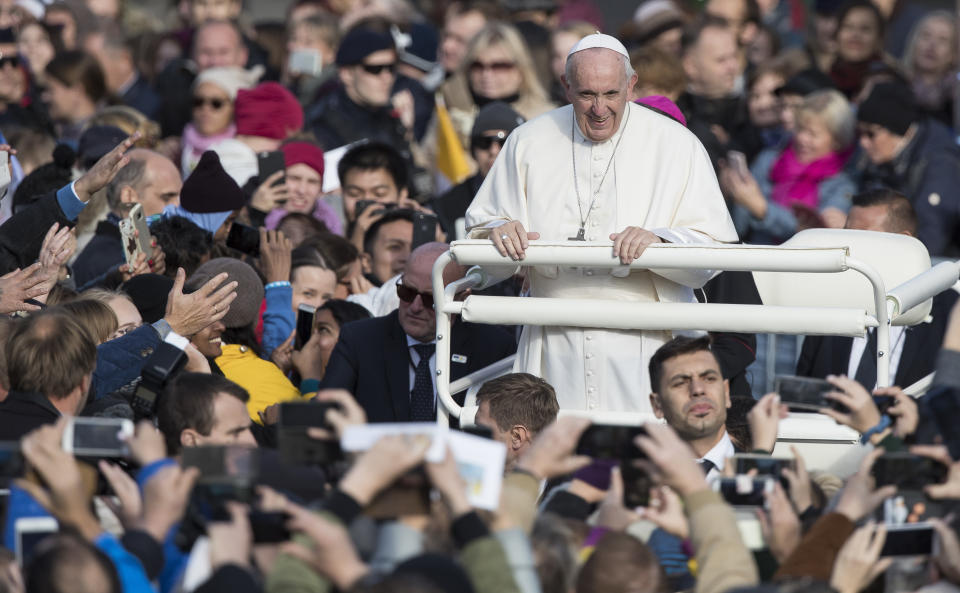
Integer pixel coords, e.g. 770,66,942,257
321,242,517,422
72,150,179,286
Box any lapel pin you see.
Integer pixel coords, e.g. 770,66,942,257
452,354,468,363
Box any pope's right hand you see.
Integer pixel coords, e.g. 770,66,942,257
491,221,540,261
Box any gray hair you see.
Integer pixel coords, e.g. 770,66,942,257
564,48,635,86
796,89,856,149
105,157,147,213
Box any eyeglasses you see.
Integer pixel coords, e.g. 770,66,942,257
360,62,397,75
396,279,434,309
193,96,226,110
472,132,507,151
0,55,19,68
469,60,516,73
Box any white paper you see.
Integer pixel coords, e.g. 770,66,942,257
340,424,507,510
321,143,361,193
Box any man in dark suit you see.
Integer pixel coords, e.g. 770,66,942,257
322,242,517,422
0,311,96,440
797,189,959,389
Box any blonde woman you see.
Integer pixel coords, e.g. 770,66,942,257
902,11,957,125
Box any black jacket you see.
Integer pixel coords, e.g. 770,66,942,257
0,390,61,441
431,173,484,237
321,310,516,422
797,288,959,388
307,85,411,155
0,189,73,275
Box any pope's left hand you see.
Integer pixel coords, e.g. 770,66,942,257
610,227,662,264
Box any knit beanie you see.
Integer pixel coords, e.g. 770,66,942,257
181,151,247,214
281,142,325,180
471,101,525,139
186,258,264,329
193,65,264,100
335,28,394,66
856,82,918,136
121,274,174,323
234,82,304,140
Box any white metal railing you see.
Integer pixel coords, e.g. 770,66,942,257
430,240,912,426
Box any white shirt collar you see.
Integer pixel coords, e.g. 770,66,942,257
698,431,734,480
405,335,436,348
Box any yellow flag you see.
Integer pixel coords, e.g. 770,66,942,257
435,97,471,184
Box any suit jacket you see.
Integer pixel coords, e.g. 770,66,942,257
122,75,161,120
0,390,61,441
321,310,517,422
797,289,959,388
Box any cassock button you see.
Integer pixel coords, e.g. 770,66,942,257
588,402,597,409
585,335,593,341
585,270,593,276
585,353,594,359
588,387,596,393
586,371,594,376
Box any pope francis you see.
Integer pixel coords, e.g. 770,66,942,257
464,33,739,414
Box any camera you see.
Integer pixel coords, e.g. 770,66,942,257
131,333,189,419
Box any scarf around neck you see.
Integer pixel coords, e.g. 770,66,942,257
769,143,851,210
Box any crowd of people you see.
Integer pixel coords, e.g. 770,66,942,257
0,0,954,591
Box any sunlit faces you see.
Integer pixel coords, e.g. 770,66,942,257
397,256,435,343
793,112,836,163
747,71,784,128
189,0,241,26
128,153,182,216
341,167,406,222
440,10,487,73
844,204,891,232
651,350,730,442
193,22,248,71
312,308,340,372
468,43,521,100
857,122,903,165
184,392,256,448
291,265,337,312
910,15,956,75
365,218,412,284
341,49,396,108
683,26,740,98
107,296,143,340
472,131,507,177
284,163,323,214
836,7,882,63
191,320,225,358
563,48,634,143
192,81,233,136
44,77,84,121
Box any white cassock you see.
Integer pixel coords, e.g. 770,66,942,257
465,102,739,413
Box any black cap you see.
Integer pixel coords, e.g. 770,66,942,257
471,102,525,139
78,125,127,170
857,82,918,136
336,28,394,66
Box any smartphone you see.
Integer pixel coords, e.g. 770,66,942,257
120,204,152,266
927,389,960,461
226,222,261,256
14,517,58,566
0,442,24,479
294,304,316,350
714,476,775,508
257,151,286,190
733,454,796,477
288,49,323,76
880,523,937,557
277,402,344,466
278,401,342,430
411,212,438,250
873,394,896,415
248,510,292,543
61,418,134,458
575,424,647,460
727,150,749,177
871,453,949,490
621,460,653,508
354,200,396,219
774,375,848,413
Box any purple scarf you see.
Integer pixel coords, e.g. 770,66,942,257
181,122,237,173
769,144,850,210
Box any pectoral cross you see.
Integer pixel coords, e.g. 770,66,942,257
568,227,586,241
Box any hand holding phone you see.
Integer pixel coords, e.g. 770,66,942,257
294,304,316,350
62,418,134,458
226,222,261,256
120,204,152,266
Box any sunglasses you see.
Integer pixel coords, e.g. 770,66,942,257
360,62,397,75
396,280,434,309
0,55,19,68
469,60,516,73
473,132,507,151
193,96,226,110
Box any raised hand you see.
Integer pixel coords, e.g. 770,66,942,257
164,267,237,336
74,133,141,203
0,263,49,313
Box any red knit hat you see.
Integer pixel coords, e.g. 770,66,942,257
281,141,325,182
234,82,304,140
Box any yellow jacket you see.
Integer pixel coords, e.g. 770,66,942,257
216,344,305,422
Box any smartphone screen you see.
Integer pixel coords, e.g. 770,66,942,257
880,524,935,557
575,425,647,460
733,454,796,477
226,223,261,256
774,375,847,413
871,453,949,490
295,304,316,350
15,518,58,566
67,419,132,458
715,476,773,508
278,401,341,430
621,460,652,508
182,445,260,484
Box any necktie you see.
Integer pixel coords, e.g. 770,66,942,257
699,459,715,476
410,343,436,421
855,328,878,390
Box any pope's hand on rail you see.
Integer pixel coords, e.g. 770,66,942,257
491,221,540,261
610,227,662,265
